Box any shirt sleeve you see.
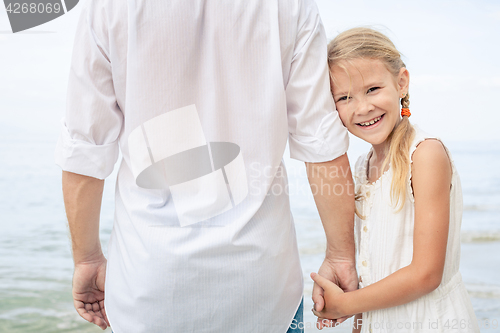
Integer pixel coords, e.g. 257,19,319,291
55,0,123,179
286,0,348,163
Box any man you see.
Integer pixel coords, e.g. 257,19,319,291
56,0,356,332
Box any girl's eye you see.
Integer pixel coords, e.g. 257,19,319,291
367,87,380,93
336,96,349,102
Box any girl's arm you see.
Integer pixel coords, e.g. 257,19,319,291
312,139,452,319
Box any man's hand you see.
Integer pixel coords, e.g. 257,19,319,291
72,256,109,330
312,259,358,329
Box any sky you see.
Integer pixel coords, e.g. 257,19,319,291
1,0,500,142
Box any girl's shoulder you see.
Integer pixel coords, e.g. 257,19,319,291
412,139,451,171
410,125,451,167
407,125,455,202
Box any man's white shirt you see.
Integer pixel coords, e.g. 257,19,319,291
55,0,348,331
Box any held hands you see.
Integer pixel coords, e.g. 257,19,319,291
72,256,110,330
311,272,346,320
311,259,358,329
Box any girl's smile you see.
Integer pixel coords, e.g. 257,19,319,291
356,114,384,129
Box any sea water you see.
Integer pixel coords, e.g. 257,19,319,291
0,128,498,333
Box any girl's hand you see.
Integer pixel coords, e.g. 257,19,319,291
311,272,346,320
311,260,357,329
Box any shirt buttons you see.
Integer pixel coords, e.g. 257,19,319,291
363,226,368,232
362,260,367,267
366,190,370,197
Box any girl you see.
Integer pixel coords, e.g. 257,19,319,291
311,27,480,333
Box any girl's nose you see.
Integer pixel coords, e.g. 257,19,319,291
355,98,374,116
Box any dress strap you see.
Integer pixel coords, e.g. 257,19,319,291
354,152,370,186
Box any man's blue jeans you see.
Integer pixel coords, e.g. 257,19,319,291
286,298,304,333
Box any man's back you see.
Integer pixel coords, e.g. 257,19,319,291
56,0,348,331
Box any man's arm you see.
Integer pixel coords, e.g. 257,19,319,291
306,153,357,328
62,171,109,330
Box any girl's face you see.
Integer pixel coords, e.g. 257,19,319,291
330,58,409,149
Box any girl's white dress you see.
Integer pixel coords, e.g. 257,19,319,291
354,126,480,333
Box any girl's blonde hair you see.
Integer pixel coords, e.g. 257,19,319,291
327,27,415,211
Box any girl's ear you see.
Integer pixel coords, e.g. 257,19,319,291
397,67,410,95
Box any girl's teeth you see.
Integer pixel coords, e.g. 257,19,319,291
360,116,381,126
